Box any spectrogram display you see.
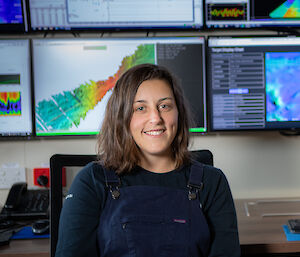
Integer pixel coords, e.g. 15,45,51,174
0,92,21,116
0,0,23,24
35,44,155,135
265,52,300,122
208,4,246,21
270,0,300,18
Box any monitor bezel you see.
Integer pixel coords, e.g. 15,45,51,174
0,0,28,34
0,38,34,140
32,37,208,138
206,35,300,133
204,0,300,30
27,0,204,33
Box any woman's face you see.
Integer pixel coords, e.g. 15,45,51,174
130,79,178,159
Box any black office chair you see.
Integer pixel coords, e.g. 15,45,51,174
191,149,213,166
49,150,213,257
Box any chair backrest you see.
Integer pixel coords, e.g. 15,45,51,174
50,154,97,257
191,149,213,166
49,150,213,257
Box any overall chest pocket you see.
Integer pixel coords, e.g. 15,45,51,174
115,215,189,257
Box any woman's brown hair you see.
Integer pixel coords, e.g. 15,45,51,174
97,63,193,174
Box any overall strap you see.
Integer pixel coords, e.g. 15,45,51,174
103,168,121,200
187,161,204,201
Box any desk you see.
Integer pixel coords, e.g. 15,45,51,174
0,238,49,257
1,198,300,257
236,198,300,255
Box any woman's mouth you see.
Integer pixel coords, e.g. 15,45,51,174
144,129,165,136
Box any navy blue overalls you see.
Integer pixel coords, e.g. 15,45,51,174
97,162,211,257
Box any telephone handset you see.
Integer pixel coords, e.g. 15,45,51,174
1,182,49,220
4,182,27,210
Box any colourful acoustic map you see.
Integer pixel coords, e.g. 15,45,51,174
35,44,155,134
0,91,21,116
270,0,300,18
265,52,300,122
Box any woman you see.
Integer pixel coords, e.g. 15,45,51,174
55,64,240,257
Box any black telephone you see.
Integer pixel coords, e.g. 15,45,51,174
0,182,49,220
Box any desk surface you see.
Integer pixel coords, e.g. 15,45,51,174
0,238,49,257
1,198,300,256
236,198,300,255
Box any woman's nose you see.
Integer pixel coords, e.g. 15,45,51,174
149,108,162,123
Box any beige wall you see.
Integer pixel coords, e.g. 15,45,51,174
191,132,300,199
1,131,300,205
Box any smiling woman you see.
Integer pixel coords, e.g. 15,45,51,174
55,64,240,257
130,79,179,172
98,63,192,174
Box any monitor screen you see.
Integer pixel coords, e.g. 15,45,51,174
207,36,300,131
32,37,206,137
0,0,27,32
0,39,33,137
205,0,300,28
29,0,203,31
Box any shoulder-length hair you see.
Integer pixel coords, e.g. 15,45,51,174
97,63,193,174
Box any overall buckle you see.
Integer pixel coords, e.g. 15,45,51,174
187,182,203,201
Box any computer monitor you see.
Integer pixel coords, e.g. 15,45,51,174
32,37,207,137
0,39,33,137
205,0,300,28
207,36,300,131
0,0,28,32
28,0,203,31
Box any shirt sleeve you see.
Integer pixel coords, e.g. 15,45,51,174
201,165,241,257
55,162,107,257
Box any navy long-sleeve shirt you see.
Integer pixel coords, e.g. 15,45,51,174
55,162,240,257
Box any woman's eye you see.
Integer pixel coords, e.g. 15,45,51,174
159,104,169,110
135,106,145,112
